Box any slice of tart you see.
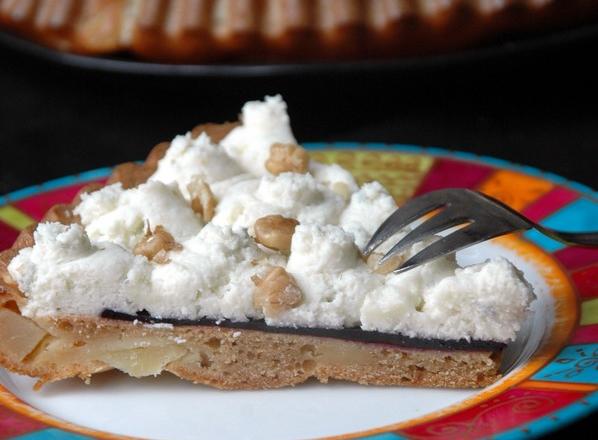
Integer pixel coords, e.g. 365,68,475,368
0,96,534,390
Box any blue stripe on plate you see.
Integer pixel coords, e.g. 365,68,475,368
532,343,598,384
449,150,482,163
330,141,361,149
40,175,79,191
539,171,569,186
388,144,425,154
305,142,426,154
541,198,598,230
0,167,113,206
523,230,565,253
303,142,328,150
77,167,112,181
360,142,390,150
524,198,598,252
566,180,598,196
358,143,423,153
477,154,514,170
12,428,92,440
4,186,41,203
492,391,598,440
421,146,449,156
358,433,408,440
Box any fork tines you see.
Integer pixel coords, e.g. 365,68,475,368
363,189,531,274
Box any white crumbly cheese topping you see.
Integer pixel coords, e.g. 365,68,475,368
150,132,243,201
360,255,532,342
148,223,284,320
9,222,281,322
212,172,345,234
74,181,203,251
8,95,535,342
8,223,152,318
269,223,530,342
220,94,296,176
340,181,400,250
309,161,359,199
282,224,380,329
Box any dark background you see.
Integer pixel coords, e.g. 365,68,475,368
0,28,596,438
1,31,597,194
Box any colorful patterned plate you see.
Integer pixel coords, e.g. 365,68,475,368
0,144,596,440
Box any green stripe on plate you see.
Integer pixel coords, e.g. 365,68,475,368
0,205,35,230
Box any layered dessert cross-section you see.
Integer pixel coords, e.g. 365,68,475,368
0,96,535,389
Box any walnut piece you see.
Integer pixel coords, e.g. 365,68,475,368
107,162,154,189
254,215,299,252
365,252,406,275
43,204,80,224
14,225,36,249
251,266,303,316
265,143,309,175
134,225,182,264
331,182,351,200
191,122,240,143
187,178,216,221
145,142,170,169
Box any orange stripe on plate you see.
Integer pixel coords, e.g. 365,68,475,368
478,169,554,211
518,380,598,393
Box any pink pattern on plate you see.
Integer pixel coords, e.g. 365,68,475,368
571,265,598,299
570,324,598,344
522,186,579,222
0,222,19,252
554,247,598,271
0,406,47,439
399,387,584,440
414,158,495,195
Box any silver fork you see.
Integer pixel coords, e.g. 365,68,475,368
363,188,598,274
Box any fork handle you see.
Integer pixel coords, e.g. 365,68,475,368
537,226,598,247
